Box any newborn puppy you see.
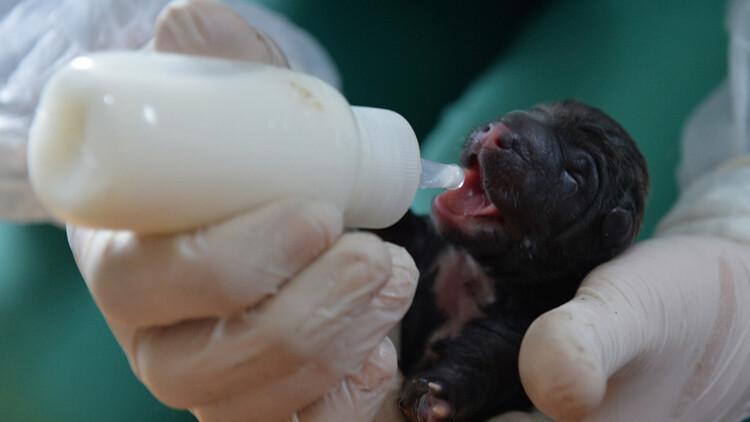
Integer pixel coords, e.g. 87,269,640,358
375,100,649,421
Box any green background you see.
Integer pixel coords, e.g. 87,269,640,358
0,1,730,420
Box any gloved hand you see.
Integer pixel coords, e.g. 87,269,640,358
62,1,413,420
149,0,338,87
69,200,417,421
0,0,171,222
152,0,289,67
518,160,750,422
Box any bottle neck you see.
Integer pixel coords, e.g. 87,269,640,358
344,106,421,229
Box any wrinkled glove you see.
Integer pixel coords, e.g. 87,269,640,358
69,200,417,421
150,0,339,86
152,0,289,67
516,2,750,417
0,0,171,221
518,159,750,422
63,1,403,421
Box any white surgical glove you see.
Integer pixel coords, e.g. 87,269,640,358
516,159,750,422
0,0,171,221
64,1,404,420
515,2,750,419
66,3,409,420
152,0,339,86
69,200,417,421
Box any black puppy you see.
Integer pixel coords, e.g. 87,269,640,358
374,100,649,421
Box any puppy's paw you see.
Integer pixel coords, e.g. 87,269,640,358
399,378,454,422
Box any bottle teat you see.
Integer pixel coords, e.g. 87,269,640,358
419,159,464,190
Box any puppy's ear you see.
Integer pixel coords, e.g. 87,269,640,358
601,207,634,249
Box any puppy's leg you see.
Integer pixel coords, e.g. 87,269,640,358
400,316,531,421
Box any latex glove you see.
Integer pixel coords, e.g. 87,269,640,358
149,0,339,86
518,159,750,422
69,200,417,421
66,2,410,419
76,1,404,420
0,0,171,222
152,0,288,70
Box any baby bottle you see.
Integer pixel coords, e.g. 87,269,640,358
28,52,462,233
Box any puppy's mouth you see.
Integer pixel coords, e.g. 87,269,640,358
433,158,503,222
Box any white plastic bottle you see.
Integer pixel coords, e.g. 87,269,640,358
28,52,462,233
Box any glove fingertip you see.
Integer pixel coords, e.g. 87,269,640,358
519,311,607,421
349,338,398,391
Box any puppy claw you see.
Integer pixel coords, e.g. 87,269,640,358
400,378,453,422
418,396,452,421
428,382,443,393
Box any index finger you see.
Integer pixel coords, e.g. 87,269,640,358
68,199,343,327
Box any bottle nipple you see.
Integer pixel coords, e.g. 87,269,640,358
419,159,464,190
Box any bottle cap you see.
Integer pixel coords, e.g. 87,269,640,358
346,106,421,228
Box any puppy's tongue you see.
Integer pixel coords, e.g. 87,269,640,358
435,167,499,217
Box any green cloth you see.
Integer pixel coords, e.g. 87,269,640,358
0,1,730,420
0,224,189,422
256,0,541,139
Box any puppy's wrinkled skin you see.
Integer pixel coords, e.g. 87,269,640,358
374,101,649,421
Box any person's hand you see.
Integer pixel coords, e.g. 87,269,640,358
0,0,170,223
69,200,417,421
68,2,417,421
519,160,750,421
518,234,750,421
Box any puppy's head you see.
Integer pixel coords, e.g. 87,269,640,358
432,100,649,281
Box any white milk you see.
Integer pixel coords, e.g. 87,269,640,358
28,52,433,233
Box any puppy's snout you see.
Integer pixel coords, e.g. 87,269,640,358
463,123,515,167
478,123,512,150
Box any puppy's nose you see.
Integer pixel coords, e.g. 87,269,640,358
479,123,512,149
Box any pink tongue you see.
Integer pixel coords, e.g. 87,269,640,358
436,168,498,217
